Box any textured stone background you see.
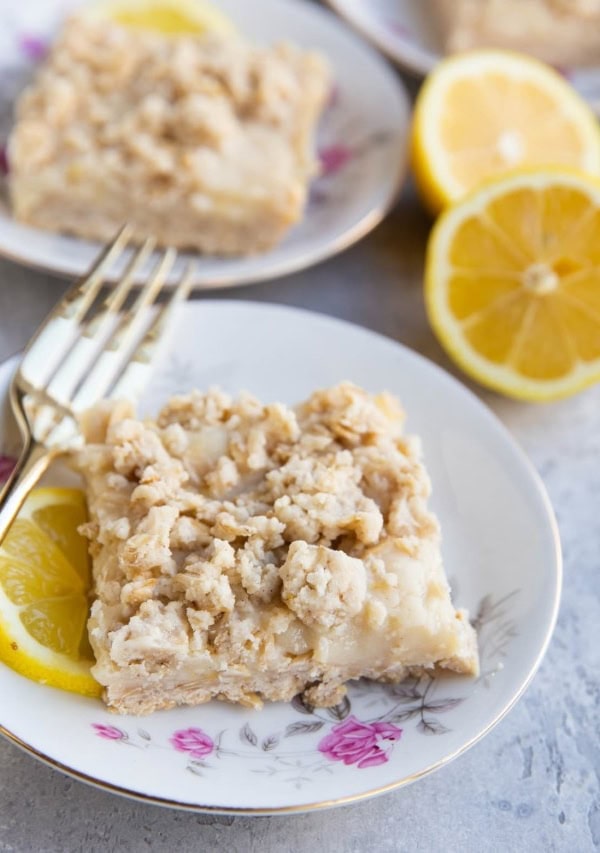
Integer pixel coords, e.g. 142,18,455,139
0,189,598,852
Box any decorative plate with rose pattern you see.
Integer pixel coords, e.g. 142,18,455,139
0,302,561,813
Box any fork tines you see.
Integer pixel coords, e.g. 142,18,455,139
18,228,194,417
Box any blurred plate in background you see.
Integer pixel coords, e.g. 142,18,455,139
325,0,600,112
0,0,410,287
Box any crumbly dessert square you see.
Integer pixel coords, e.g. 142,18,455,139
433,0,600,67
76,383,478,715
9,14,330,255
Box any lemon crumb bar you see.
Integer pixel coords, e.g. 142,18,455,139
76,383,478,715
9,14,330,255
433,0,600,67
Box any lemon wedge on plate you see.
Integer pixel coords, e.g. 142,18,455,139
0,487,100,697
412,50,600,213
96,0,234,36
425,169,600,401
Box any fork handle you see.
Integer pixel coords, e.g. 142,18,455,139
0,440,54,545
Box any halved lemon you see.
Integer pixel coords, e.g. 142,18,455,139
0,488,100,697
425,169,600,401
412,50,600,213
95,0,234,36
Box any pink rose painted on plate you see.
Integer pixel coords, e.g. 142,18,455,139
170,727,214,759
318,143,353,177
0,455,15,484
387,20,412,40
318,715,403,769
18,35,48,62
92,723,126,741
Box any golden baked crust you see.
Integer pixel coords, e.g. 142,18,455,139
76,383,478,715
8,14,330,255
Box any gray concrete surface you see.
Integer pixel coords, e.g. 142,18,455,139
0,190,598,852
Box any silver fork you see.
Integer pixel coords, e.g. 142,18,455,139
0,225,193,544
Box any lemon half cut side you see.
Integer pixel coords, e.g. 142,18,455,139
425,169,600,401
0,487,100,697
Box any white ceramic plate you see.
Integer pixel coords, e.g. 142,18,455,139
325,0,600,111
0,0,410,287
0,301,561,814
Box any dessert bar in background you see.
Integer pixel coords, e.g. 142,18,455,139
433,0,600,67
9,11,330,255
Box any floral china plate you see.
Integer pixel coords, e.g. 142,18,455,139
0,301,561,814
0,0,409,287
325,0,600,111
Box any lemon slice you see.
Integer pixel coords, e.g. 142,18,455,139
0,488,100,697
425,168,600,401
95,0,235,36
412,50,600,213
